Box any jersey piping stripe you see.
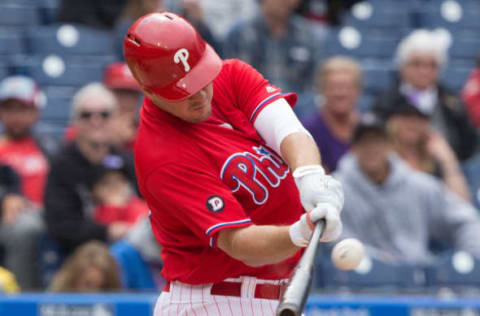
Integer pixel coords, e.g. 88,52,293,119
249,93,281,122
205,219,252,236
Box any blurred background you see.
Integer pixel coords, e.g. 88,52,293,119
0,0,480,315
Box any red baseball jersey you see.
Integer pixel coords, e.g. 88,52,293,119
0,137,49,206
135,59,304,284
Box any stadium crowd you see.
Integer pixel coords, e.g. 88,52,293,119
0,0,479,295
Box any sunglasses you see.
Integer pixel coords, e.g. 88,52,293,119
78,111,112,120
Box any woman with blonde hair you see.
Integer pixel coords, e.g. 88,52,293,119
386,104,471,202
302,56,362,172
50,241,122,293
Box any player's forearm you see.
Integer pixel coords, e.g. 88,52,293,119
280,132,322,171
217,224,300,267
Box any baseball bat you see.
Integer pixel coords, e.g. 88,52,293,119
276,219,326,316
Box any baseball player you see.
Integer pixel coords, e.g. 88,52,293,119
124,12,344,315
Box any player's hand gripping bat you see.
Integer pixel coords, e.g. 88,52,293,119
276,219,326,316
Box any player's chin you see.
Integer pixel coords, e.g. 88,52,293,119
188,107,212,123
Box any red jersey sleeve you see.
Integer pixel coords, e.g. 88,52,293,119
218,59,298,123
462,68,480,128
144,162,253,248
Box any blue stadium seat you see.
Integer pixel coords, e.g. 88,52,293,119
38,0,60,24
0,4,40,26
357,93,376,113
450,58,476,70
110,241,158,290
42,86,76,123
462,153,480,210
449,36,480,60
318,256,425,290
350,0,418,12
16,55,113,87
0,63,10,82
344,4,410,29
324,27,399,60
363,66,395,94
37,234,65,288
426,251,480,289
0,30,26,56
26,24,114,56
0,0,42,5
441,67,470,92
420,0,480,30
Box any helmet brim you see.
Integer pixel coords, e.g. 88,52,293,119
152,44,222,102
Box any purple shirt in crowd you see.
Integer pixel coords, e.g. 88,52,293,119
301,111,349,172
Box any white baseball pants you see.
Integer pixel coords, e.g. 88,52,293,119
153,276,287,316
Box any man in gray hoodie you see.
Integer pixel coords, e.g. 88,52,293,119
334,114,480,265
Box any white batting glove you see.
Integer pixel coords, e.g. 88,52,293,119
289,203,343,247
292,165,344,212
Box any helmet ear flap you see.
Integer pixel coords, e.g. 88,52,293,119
126,34,141,47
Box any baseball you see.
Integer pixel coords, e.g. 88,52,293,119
331,238,365,270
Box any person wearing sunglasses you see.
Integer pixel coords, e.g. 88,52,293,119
44,83,139,258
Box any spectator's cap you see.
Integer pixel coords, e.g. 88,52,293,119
103,62,141,92
88,154,130,189
0,76,46,109
351,112,387,144
387,102,432,119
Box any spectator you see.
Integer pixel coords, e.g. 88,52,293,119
104,62,142,150
45,83,137,256
179,0,222,56
0,76,58,207
0,266,20,293
50,241,122,292
462,54,480,129
224,0,324,99
58,0,127,29
0,164,44,290
373,29,477,161
334,115,480,265
198,0,258,41
110,218,164,290
65,62,143,150
0,164,22,225
387,103,471,201
302,56,361,172
89,159,148,227
103,62,142,117
0,76,56,290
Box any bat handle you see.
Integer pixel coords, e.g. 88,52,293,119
310,219,325,246
276,219,326,316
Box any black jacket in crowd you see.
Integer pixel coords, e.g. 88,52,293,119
0,164,21,210
44,142,137,255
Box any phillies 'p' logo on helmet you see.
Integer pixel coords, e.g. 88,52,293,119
174,48,191,72
123,12,222,101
